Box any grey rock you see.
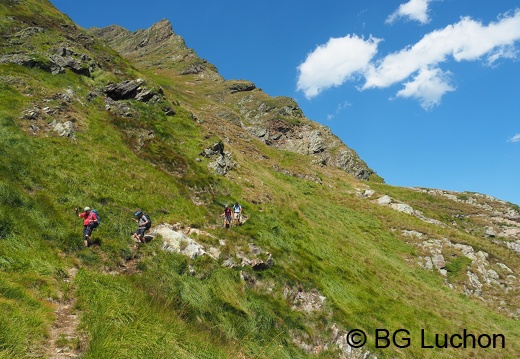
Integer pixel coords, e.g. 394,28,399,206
208,152,235,175
420,256,434,270
179,61,206,75
307,130,325,154
466,271,483,296
228,80,256,93
104,79,144,100
390,202,415,215
151,224,206,259
377,195,392,205
222,257,237,268
431,254,446,270
251,254,274,271
485,227,496,238
162,107,176,116
201,141,235,175
496,263,513,273
284,286,326,313
506,240,520,253
402,230,425,238
0,54,52,72
250,127,268,138
50,120,75,139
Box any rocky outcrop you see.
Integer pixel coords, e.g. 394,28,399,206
246,118,374,180
283,286,326,313
18,90,80,138
103,78,163,103
233,91,373,179
227,80,256,94
50,120,75,139
221,243,273,271
0,44,95,76
404,230,519,316
207,154,235,176
103,98,136,118
50,47,95,76
102,78,175,117
179,60,209,75
150,224,273,272
417,189,520,240
93,19,377,181
200,141,236,176
505,240,520,253
375,195,444,226
91,20,220,79
151,224,207,259
281,283,378,358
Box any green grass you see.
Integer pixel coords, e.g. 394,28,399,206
445,256,473,282
2,64,520,358
75,269,245,359
1,1,520,357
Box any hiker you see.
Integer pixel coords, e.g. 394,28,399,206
132,210,151,243
75,207,98,247
221,204,232,228
232,201,242,226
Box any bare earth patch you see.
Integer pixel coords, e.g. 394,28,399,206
47,267,87,358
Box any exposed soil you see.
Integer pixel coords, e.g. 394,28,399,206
47,267,86,358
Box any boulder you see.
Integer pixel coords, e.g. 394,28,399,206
484,227,496,238
151,224,206,259
506,240,520,253
50,120,75,139
377,195,392,205
50,47,93,76
251,255,274,271
179,61,206,75
104,79,144,100
208,153,235,175
227,80,256,93
390,202,415,215
200,141,235,175
284,286,326,313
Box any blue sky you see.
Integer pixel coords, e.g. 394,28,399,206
49,0,520,205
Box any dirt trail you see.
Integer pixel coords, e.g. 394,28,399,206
44,243,147,358
47,267,86,358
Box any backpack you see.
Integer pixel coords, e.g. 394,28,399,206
142,213,152,230
91,209,100,225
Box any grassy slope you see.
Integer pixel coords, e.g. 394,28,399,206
0,1,519,358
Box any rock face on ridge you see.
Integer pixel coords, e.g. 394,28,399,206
91,20,378,181
90,19,220,79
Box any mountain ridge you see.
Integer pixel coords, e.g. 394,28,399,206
90,19,378,181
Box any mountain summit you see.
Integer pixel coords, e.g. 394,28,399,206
0,1,519,358
91,19,378,181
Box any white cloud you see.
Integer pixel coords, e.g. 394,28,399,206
296,35,380,99
508,134,520,142
486,45,518,66
386,0,433,25
296,9,520,108
326,100,352,120
394,67,455,110
364,10,520,89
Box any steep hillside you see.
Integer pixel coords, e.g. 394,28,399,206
90,19,377,181
0,1,519,358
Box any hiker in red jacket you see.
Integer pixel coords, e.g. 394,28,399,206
75,207,98,247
